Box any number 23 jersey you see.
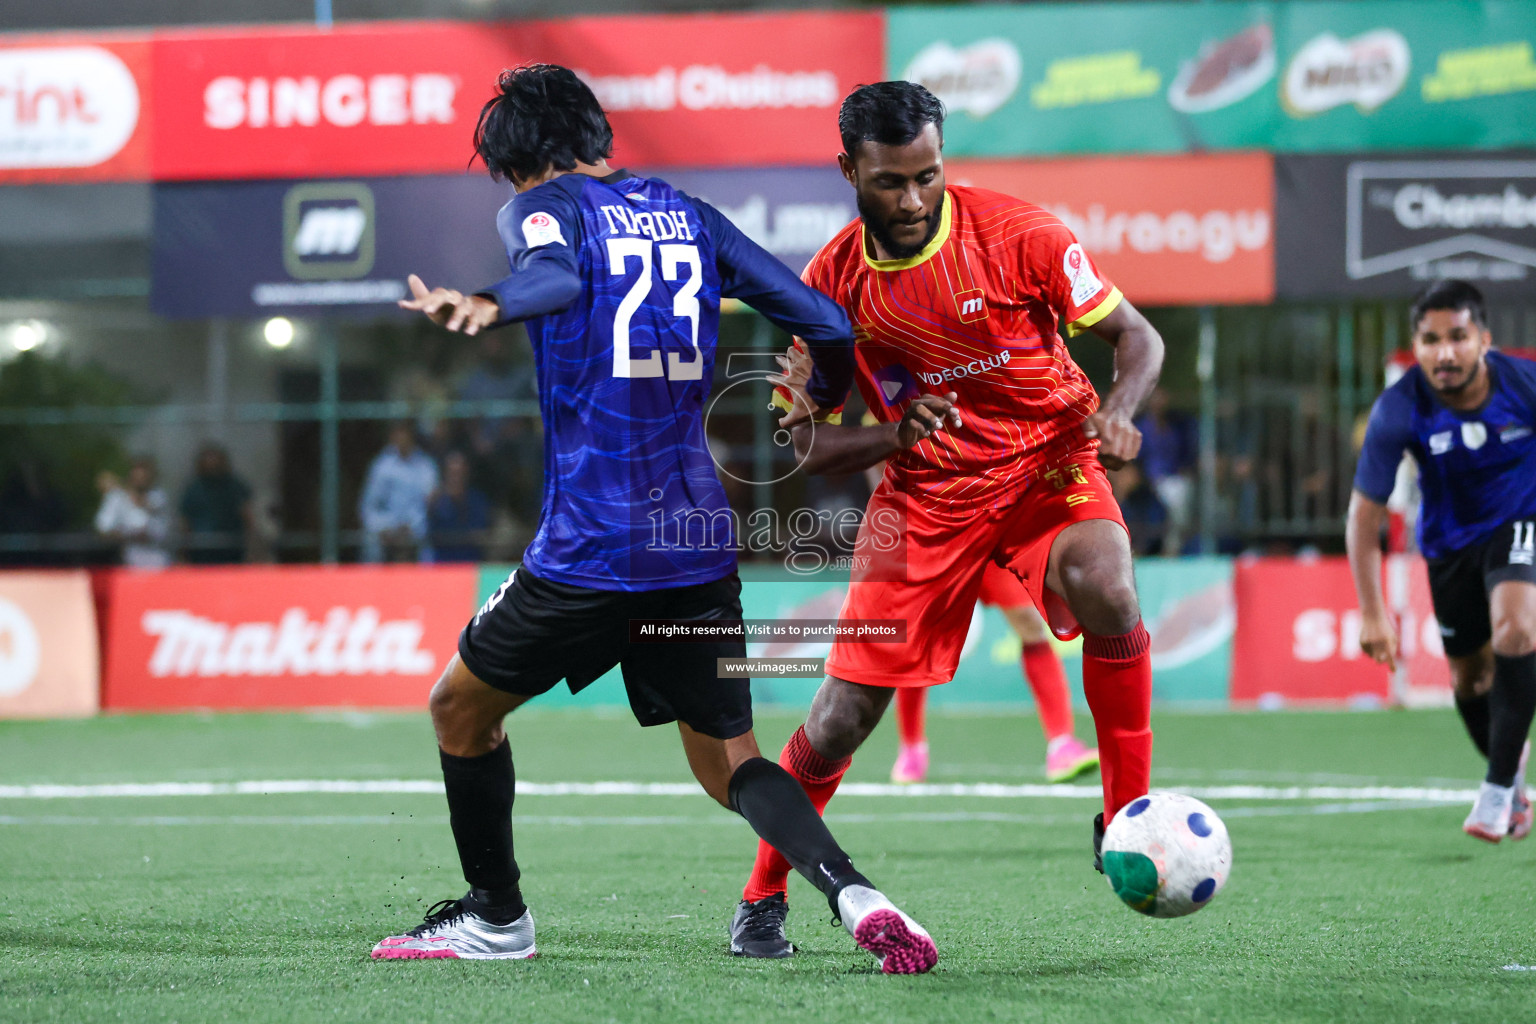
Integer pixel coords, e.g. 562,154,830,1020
479,170,853,591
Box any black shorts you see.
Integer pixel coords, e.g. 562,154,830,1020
458,568,751,739
1427,517,1536,658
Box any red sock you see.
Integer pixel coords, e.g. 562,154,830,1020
1081,621,1153,823
1022,641,1074,742
741,726,851,902
896,686,927,746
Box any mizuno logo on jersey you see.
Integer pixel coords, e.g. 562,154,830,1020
1429,430,1453,455
599,204,694,241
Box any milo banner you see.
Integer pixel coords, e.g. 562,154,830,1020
889,0,1536,157
476,559,1235,710
1274,152,1536,298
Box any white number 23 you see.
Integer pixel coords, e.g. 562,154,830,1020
607,238,702,381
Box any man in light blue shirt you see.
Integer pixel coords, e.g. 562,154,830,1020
359,422,439,562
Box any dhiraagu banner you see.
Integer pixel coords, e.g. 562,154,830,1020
474,559,1234,710
888,1,1536,157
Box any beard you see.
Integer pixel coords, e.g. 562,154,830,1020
858,190,945,261
1431,360,1481,395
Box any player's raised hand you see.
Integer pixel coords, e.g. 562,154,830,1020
767,339,823,428
897,393,961,448
399,274,500,335
1359,610,1400,672
1082,411,1141,470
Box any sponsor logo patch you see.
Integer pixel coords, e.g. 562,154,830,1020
871,364,920,406
1064,243,1104,307
521,211,567,248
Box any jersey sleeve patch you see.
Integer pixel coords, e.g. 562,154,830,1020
1066,287,1123,336
521,211,567,248
1064,243,1104,307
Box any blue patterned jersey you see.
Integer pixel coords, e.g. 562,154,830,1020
478,170,854,591
1355,350,1536,559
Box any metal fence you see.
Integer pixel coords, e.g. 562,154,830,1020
3,300,1535,566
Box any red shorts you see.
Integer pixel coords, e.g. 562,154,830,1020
976,561,1030,608
825,453,1125,688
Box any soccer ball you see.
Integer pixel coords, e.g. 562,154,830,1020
1101,792,1231,919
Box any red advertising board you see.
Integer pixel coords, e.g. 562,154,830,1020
0,571,100,718
0,34,153,184
1230,556,1449,705
149,13,880,181
947,153,1275,306
101,565,476,710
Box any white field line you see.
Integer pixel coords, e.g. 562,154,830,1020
0,779,1480,802
0,802,1459,828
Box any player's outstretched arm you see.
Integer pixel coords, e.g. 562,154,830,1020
398,274,501,335
1346,490,1399,670
685,197,856,415
1082,299,1165,470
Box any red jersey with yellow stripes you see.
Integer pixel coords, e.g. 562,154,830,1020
799,185,1122,512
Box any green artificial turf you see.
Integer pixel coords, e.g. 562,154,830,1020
1,708,1532,1023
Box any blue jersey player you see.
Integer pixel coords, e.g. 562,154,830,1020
372,64,936,973
1348,280,1536,843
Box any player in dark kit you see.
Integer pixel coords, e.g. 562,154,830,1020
372,65,936,973
1349,280,1536,842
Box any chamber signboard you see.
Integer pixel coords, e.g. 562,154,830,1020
1275,153,1536,298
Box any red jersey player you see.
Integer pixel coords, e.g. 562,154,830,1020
729,82,1164,959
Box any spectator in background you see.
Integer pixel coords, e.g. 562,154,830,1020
458,334,542,527
1109,462,1169,556
94,457,171,569
1133,387,1198,553
359,421,438,562
458,333,537,450
180,443,252,564
0,458,68,567
428,451,491,563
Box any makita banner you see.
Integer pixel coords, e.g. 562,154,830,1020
151,166,854,317
1275,152,1536,299
947,153,1274,305
101,565,476,710
0,35,153,184
149,13,879,180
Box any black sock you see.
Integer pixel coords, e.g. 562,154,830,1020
727,757,872,914
1487,653,1536,787
1455,691,1492,759
440,739,524,922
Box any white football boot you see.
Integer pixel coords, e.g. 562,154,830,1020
835,885,937,975
371,897,535,960
1464,781,1514,844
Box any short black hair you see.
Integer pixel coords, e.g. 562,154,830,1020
1410,279,1488,331
838,81,946,158
473,64,613,184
